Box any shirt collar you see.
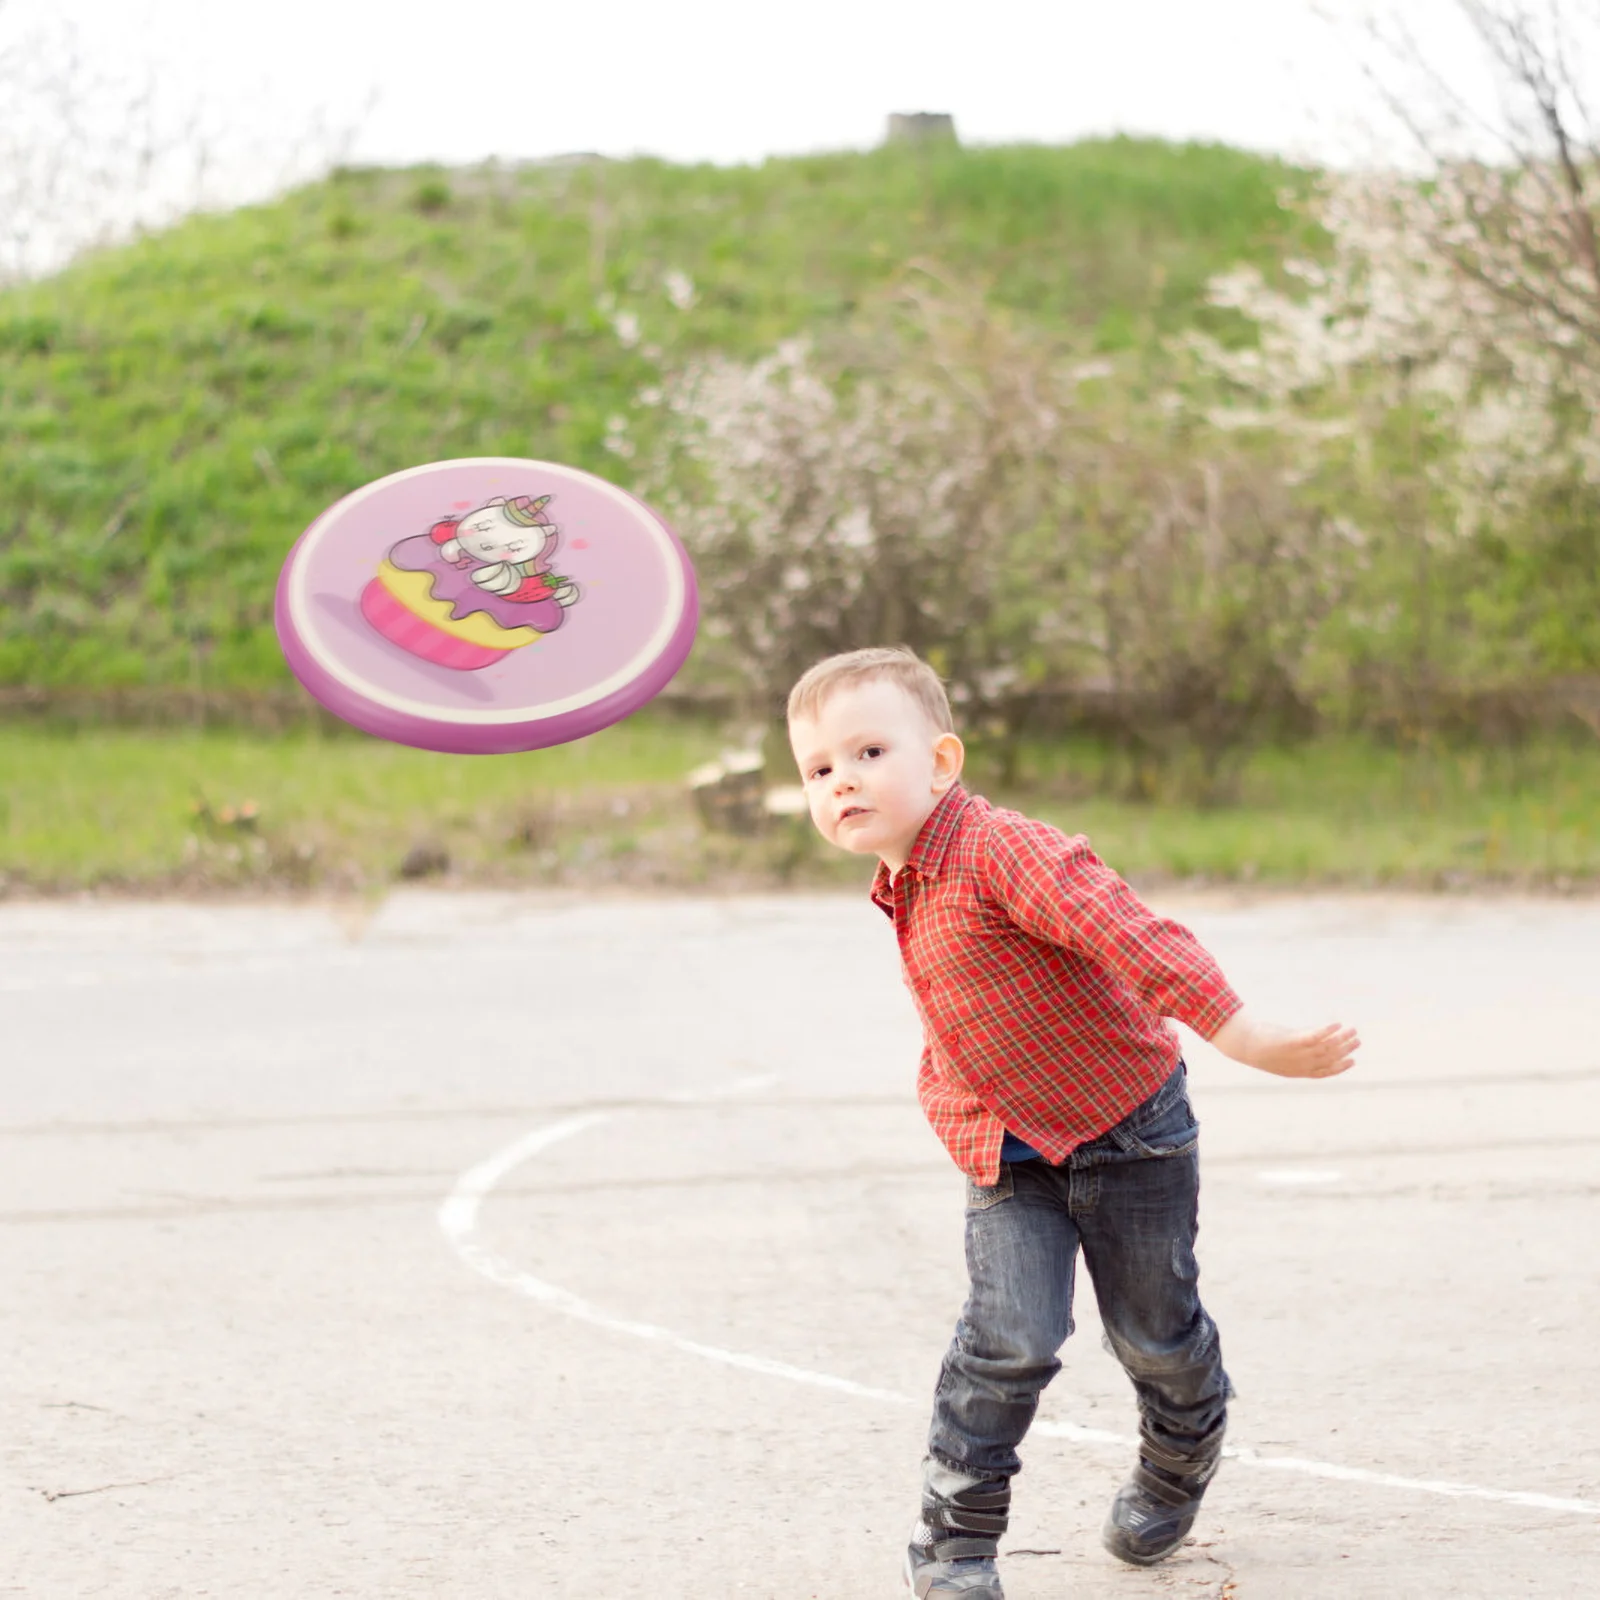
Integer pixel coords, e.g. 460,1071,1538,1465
869,784,971,905
906,783,970,878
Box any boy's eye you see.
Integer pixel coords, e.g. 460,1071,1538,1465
809,765,830,780
861,745,885,759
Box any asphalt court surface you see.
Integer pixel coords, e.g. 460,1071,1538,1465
3,888,1597,1597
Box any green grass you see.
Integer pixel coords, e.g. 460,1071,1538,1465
0,138,1313,694
998,735,1600,890
0,715,730,890
3,721,1596,896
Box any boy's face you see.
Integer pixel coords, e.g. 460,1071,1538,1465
788,678,964,871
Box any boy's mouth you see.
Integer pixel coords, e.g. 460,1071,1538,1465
839,806,869,822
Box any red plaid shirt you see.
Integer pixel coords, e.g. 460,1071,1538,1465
870,785,1243,1184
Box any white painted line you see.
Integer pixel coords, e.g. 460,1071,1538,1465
439,1109,1600,1521
437,1110,910,1407
1220,1446,1600,1517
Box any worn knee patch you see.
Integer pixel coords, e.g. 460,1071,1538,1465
1171,1234,1196,1279
1103,1309,1217,1375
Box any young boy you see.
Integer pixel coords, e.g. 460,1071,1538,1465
786,648,1359,1600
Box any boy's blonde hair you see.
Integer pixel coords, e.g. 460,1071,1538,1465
786,647,954,733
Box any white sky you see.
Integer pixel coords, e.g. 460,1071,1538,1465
0,0,1537,273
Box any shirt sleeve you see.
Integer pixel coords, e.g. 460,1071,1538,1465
978,814,1244,1039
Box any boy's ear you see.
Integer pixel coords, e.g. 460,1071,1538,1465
931,731,965,793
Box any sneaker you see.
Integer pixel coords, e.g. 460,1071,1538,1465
1101,1447,1222,1566
904,1461,1010,1597
903,1526,1006,1598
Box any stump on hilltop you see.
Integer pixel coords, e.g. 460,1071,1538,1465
886,112,958,145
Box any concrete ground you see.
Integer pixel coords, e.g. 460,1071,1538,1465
2,887,1596,1598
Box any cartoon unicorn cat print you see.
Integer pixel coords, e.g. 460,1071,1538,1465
359,493,583,672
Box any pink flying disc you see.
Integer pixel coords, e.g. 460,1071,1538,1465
274,458,698,754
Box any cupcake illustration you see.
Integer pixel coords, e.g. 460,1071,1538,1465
359,495,581,671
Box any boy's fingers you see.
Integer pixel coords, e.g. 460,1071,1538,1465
1306,1025,1360,1056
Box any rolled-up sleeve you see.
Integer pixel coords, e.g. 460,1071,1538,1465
979,819,1244,1039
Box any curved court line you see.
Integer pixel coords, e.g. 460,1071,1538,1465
439,1112,1600,1521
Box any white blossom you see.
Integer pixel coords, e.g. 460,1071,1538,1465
663,269,697,311
1193,165,1600,502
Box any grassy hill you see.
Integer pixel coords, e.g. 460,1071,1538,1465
0,138,1312,699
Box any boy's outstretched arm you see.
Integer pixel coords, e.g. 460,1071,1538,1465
1208,1009,1360,1079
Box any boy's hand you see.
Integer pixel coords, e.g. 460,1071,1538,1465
1209,1009,1360,1079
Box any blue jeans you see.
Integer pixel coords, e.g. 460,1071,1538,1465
927,1063,1230,1482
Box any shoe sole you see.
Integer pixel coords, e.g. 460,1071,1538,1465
901,1546,1006,1597
1101,1518,1186,1567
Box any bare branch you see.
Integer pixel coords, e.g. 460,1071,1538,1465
1343,3,1531,166
0,14,370,283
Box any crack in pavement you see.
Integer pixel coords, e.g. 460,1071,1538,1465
5,1063,1599,1139
6,1164,1600,1229
29,1473,185,1503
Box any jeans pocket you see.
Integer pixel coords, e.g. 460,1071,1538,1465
1117,1096,1200,1159
965,1166,1015,1210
